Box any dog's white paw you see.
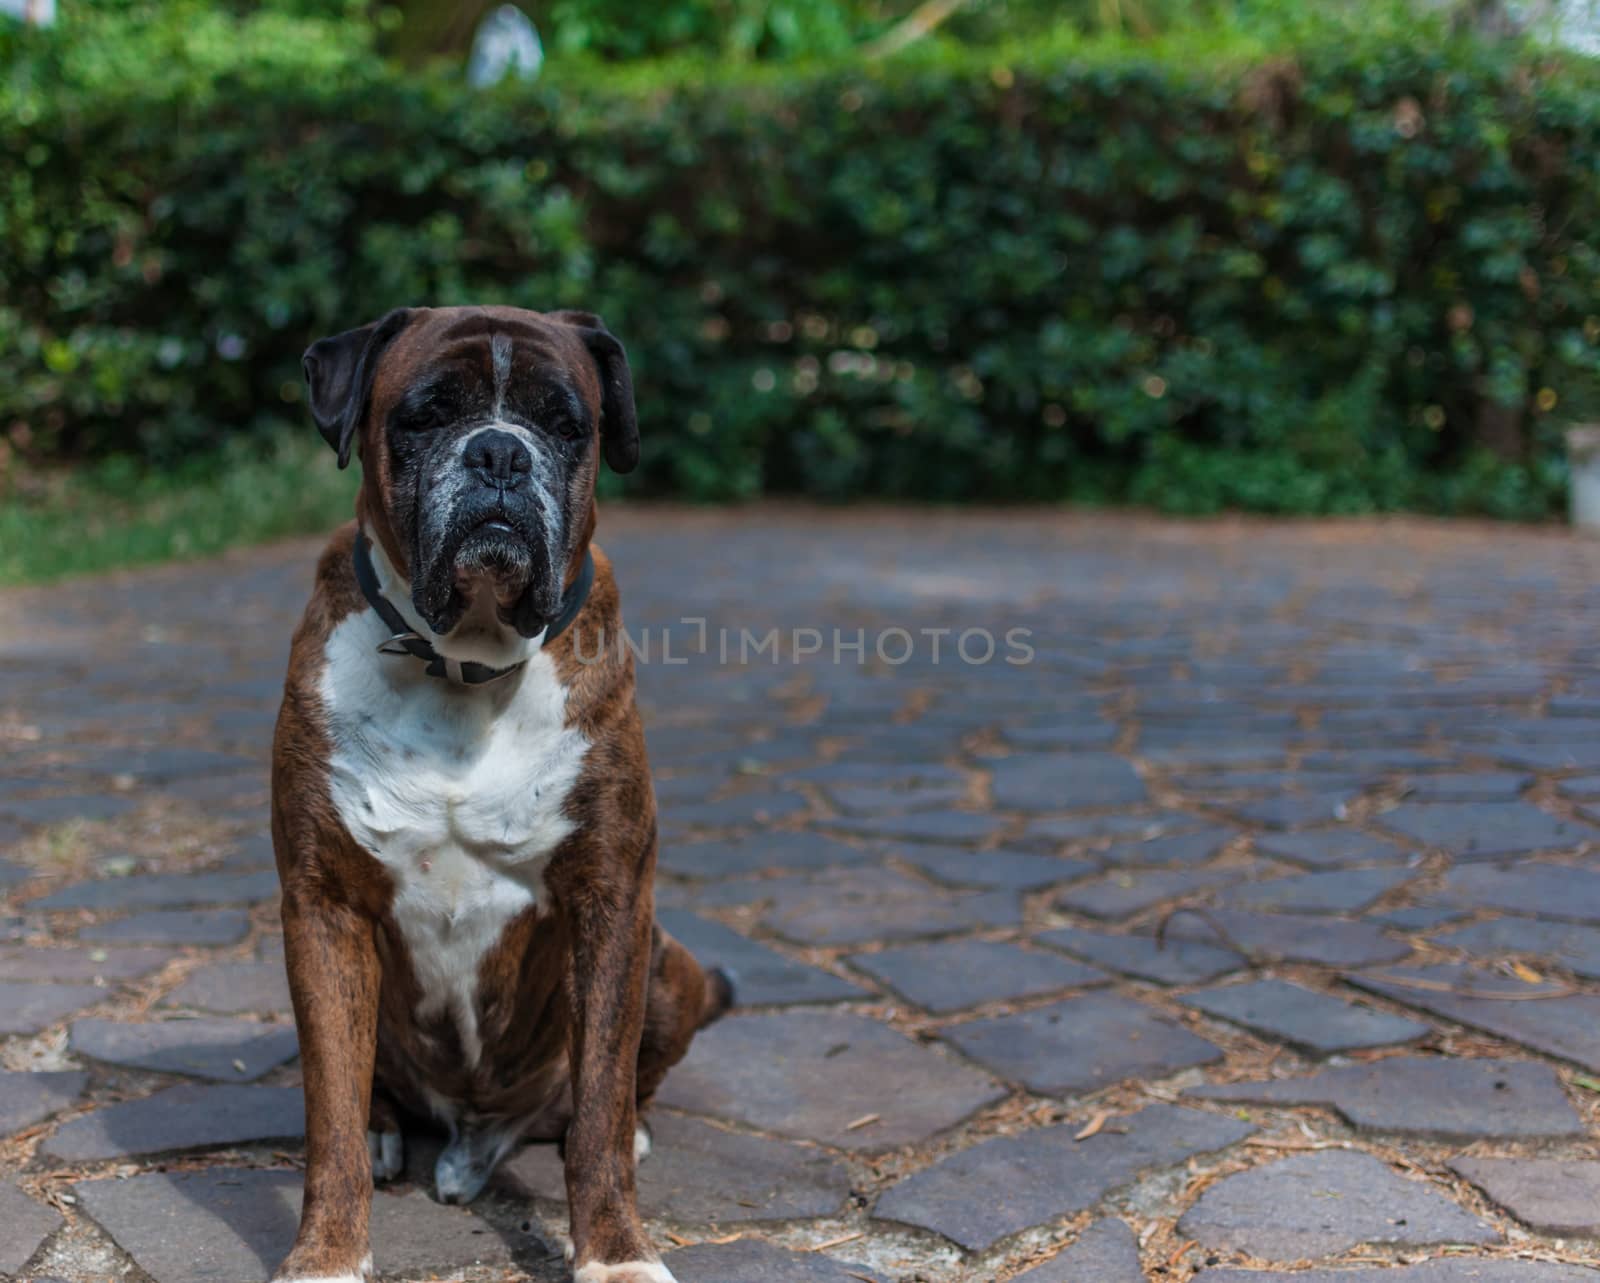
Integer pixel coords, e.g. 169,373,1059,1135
574,1262,676,1283
272,1251,374,1283
368,1129,403,1183
633,1123,652,1164
273,1273,369,1283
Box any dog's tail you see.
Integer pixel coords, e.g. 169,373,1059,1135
701,965,737,1028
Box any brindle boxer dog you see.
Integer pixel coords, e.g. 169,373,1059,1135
270,306,731,1283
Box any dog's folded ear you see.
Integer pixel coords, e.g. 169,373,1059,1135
303,308,414,469
553,311,639,475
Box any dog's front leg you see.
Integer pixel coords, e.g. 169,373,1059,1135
561,883,672,1283
272,889,381,1283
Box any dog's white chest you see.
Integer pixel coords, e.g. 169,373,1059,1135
318,607,589,1062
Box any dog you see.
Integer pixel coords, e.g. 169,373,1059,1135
269,305,731,1283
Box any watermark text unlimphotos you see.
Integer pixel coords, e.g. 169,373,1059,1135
572,620,1034,666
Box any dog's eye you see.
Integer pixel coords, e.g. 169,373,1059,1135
551,416,585,442
393,410,438,437
408,406,453,433
395,391,461,435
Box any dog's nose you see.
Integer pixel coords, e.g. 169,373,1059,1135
464,429,532,489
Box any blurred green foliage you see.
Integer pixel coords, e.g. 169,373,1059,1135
1,2,1598,517
540,0,888,61
0,428,357,584
380,0,1291,64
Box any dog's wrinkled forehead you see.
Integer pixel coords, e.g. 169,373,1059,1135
368,308,601,451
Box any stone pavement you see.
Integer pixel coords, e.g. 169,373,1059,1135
4,507,1600,1282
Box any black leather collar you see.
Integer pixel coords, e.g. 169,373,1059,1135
351,531,594,685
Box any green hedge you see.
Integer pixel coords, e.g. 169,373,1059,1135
3,23,1599,516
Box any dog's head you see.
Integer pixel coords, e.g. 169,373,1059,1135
303,306,636,646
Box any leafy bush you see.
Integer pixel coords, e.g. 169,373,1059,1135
2,11,1598,516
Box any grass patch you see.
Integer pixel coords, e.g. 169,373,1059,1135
0,432,357,585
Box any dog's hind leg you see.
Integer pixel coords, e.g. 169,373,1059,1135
367,1087,405,1184
635,923,736,1115
435,1118,523,1205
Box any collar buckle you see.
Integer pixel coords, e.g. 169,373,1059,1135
376,631,426,657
